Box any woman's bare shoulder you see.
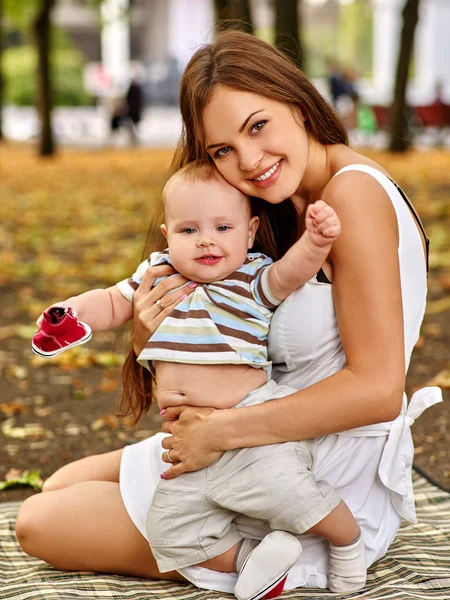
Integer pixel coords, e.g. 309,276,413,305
320,147,393,211
327,146,391,182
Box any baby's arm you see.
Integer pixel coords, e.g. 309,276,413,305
39,287,133,332
269,200,341,301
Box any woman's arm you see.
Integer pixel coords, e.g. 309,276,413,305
160,172,408,477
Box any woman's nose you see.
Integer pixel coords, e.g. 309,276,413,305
239,150,263,173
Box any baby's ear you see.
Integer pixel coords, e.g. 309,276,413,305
248,216,260,249
160,224,168,239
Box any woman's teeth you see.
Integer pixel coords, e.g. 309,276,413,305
254,161,280,181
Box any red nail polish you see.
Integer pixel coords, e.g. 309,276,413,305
160,408,166,416
179,294,188,301
160,473,167,479
188,282,197,288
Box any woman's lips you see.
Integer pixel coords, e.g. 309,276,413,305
251,159,283,189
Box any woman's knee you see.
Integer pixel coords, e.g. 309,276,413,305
15,494,51,556
42,450,122,492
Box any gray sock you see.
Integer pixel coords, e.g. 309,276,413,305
233,538,260,573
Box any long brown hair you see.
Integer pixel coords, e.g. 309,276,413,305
119,30,348,424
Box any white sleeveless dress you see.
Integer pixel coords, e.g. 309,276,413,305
120,165,442,592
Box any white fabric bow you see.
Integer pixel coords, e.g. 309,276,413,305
378,386,443,523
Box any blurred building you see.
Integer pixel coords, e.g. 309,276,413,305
52,0,450,105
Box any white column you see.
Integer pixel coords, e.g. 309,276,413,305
167,0,215,70
101,0,130,93
371,0,405,104
414,0,450,103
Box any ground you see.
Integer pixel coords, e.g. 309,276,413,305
0,145,449,503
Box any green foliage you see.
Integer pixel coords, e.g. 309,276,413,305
0,469,43,491
3,26,93,106
337,0,373,77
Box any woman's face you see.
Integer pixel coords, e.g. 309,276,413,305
203,86,310,205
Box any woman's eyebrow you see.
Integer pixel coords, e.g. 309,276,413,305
206,109,264,150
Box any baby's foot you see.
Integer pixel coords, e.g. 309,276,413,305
328,533,367,592
234,531,302,600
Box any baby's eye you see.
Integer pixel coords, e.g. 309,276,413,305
251,120,266,134
214,146,231,159
217,225,230,232
183,228,196,234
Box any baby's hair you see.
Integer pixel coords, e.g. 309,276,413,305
164,161,225,195
163,161,249,210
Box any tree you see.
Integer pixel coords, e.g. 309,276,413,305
274,0,304,71
34,0,55,156
214,0,253,35
389,0,420,153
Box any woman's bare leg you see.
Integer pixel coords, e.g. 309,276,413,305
42,449,124,491
15,449,186,582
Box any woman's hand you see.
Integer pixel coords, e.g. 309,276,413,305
132,265,197,354
159,406,224,479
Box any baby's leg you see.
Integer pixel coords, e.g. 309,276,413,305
306,501,366,593
307,499,359,544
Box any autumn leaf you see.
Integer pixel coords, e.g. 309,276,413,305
427,370,450,389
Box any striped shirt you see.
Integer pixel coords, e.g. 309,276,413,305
116,251,281,373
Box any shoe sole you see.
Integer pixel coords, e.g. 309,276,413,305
234,532,302,600
31,325,92,358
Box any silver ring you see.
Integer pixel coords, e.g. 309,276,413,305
167,449,174,463
156,299,165,313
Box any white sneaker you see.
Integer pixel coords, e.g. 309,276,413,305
234,531,302,600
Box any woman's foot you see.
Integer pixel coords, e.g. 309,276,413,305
328,533,366,592
234,531,302,600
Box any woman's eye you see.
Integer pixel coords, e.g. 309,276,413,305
214,146,231,159
251,120,266,134
217,225,230,232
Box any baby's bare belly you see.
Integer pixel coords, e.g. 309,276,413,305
155,362,268,410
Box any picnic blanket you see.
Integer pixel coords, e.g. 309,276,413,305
0,470,449,600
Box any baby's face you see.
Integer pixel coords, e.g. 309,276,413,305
161,177,258,283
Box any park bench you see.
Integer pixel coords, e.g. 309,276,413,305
370,103,450,146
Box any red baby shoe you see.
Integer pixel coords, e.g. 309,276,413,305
31,306,92,358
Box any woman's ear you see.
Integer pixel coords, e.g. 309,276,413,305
248,216,260,249
160,224,168,239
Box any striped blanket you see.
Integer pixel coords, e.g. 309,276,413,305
0,471,449,600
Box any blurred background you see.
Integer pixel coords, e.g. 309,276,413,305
1,0,449,500
1,0,450,153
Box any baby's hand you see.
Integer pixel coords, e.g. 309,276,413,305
36,301,72,328
305,200,341,247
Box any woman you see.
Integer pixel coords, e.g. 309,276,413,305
16,31,441,594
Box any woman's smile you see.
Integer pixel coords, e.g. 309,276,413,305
250,159,283,189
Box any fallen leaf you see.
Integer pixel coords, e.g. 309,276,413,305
6,365,28,380
0,401,28,417
6,468,21,481
426,296,450,314
427,370,450,388
1,419,45,439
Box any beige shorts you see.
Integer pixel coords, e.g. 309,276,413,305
146,380,341,572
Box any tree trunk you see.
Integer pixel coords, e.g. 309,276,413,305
389,0,420,153
34,0,55,157
275,0,304,71
0,0,4,141
214,0,253,35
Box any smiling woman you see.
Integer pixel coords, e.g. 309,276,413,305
14,30,441,600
